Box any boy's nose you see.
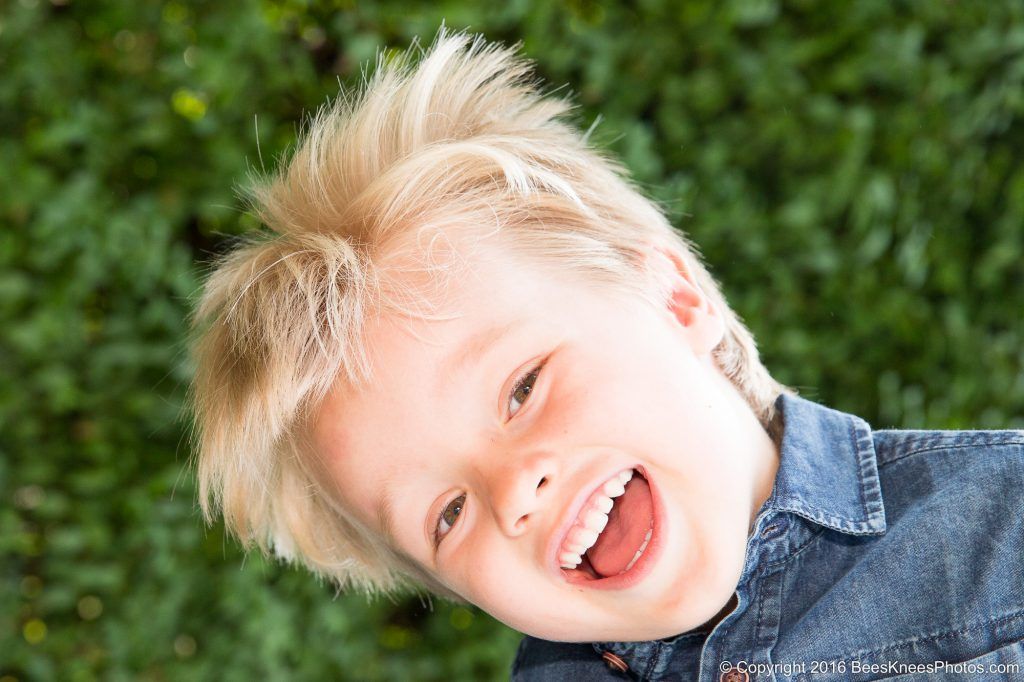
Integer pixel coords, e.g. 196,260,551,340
490,450,558,538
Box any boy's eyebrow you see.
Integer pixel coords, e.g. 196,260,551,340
377,487,400,547
438,320,518,389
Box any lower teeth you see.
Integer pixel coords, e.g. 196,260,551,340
617,524,654,575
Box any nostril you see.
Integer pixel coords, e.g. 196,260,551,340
537,476,548,489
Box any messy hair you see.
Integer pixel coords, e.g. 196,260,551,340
188,28,789,599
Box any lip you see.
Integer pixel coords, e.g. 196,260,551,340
546,464,665,590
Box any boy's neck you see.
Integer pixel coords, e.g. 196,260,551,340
700,593,739,632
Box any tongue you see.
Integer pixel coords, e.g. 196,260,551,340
587,474,653,577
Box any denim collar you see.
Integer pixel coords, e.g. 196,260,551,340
760,392,887,536
591,393,887,676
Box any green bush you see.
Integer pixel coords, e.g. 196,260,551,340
2,0,1021,679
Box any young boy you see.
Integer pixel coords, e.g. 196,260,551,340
189,30,1024,681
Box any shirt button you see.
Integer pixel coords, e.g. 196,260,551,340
601,650,629,673
720,669,749,682
761,520,790,542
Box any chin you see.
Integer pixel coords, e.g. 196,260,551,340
649,538,747,635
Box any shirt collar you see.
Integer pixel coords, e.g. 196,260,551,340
763,393,887,535
590,395,888,669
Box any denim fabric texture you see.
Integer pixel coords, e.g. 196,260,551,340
511,394,1024,681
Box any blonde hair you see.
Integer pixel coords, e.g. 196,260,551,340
188,28,789,599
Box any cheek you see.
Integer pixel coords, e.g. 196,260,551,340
671,439,755,551
461,575,597,642
446,538,556,631
445,530,519,602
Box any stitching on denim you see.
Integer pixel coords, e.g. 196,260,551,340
876,433,1024,468
849,418,869,523
770,498,882,536
762,525,827,570
718,620,734,673
754,572,783,658
811,607,1024,666
641,643,663,681
755,572,767,648
855,420,885,525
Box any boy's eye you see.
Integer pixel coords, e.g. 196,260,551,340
508,365,542,418
435,493,466,545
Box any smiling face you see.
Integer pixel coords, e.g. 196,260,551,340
312,234,779,642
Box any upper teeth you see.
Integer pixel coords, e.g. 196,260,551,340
558,469,634,568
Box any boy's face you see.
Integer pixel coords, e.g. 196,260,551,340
313,235,779,642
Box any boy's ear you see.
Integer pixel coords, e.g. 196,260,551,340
645,244,725,357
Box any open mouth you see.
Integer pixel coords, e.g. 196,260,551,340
556,467,657,585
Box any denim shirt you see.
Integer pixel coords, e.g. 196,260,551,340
511,394,1024,681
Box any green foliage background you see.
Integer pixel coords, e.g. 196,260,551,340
2,0,1022,679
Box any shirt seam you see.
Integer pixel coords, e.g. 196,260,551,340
761,525,827,570
641,643,664,681
850,418,869,523
755,573,770,658
876,438,1024,469
768,499,881,536
804,606,1024,666
853,418,885,526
